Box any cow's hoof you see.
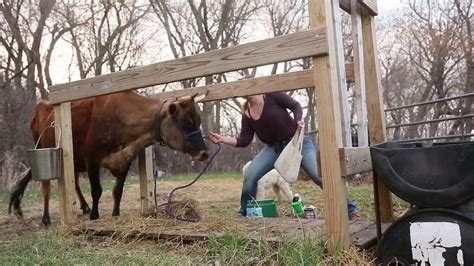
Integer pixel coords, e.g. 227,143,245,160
112,210,120,217
12,201,23,219
90,212,99,220
13,208,23,219
82,205,91,215
42,217,51,227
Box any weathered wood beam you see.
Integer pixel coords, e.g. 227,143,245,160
345,63,355,82
339,147,372,176
351,0,369,147
362,11,393,222
154,70,314,102
339,0,378,16
49,28,328,104
333,0,353,147
309,0,350,251
54,103,76,224
139,146,155,215
153,64,355,102
360,0,378,15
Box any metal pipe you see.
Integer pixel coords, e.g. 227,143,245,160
386,114,474,129
384,93,474,112
392,133,474,143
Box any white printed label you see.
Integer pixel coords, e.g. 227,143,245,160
410,222,464,265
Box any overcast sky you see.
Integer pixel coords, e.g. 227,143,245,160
378,0,404,13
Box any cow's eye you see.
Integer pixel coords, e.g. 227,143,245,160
183,119,193,128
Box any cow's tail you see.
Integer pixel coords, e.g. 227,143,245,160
8,169,32,219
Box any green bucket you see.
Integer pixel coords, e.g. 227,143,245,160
246,199,278,218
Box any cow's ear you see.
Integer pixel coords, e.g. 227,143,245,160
168,102,177,115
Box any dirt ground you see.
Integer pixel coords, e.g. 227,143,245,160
0,175,376,248
1,177,285,242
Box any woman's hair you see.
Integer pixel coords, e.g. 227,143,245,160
238,75,252,114
241,100,249,114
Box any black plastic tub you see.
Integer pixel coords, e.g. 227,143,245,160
370,142,474,208
376,208,474,265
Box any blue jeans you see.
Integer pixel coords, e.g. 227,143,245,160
240,136,359,216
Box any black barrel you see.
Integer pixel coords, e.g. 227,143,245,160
377,208,474,265
370,142,474,208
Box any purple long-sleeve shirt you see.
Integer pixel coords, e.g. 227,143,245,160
236,92,303,147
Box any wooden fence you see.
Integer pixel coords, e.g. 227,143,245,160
48,0,387,252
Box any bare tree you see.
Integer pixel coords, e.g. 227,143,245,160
448,0,473,136
61,0,150,79
0,0,55,191
0,0,152,189
379,0,469,141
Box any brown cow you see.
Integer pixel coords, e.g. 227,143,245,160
9,91,209,226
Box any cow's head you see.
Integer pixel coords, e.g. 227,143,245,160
157,93,209,161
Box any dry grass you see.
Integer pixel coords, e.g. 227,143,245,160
1,174,399,264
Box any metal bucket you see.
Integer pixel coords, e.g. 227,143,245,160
28,124,63,181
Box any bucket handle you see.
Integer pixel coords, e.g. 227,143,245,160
34,122,62,149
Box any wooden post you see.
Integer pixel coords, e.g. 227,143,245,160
139,146,155,214
309,0,350,251
54,102,76,224
351,1,369,147
332,0,352,147
361,10,394,222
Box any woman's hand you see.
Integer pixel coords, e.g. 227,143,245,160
296,120,304,129
210,132,237,146
209,132,222,144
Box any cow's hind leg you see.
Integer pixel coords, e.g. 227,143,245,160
87,161,102,220
41,180,51,226
112,164,131,217
74,173,90,215
9,169,33,219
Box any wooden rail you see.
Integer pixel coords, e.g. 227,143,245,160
49,28,328,104
154,70,314,102
153,63,354,103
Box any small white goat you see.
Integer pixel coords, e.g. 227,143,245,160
242,161,294,202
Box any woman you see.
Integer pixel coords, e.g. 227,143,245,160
210,91,361,220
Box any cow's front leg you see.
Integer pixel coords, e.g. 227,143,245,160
112,164,131,217
41,180,51,226
75,173,90,215
87,160,102,220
